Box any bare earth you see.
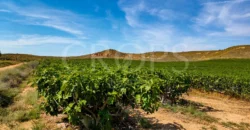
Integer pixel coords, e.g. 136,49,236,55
2,86,250,130
184,91,250,125
143,90,250,130
0,63,23,72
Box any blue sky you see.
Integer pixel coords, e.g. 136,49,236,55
0,0,250,56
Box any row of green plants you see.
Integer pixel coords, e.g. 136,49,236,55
33,60,190,129
32,59,250,129
190,74,250,100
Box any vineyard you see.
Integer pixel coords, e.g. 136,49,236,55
32,59,250,129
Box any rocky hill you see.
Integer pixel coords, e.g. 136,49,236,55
78,45,250,61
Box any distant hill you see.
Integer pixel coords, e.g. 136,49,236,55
1,45,250,62
77,45,250,61
0,54,58,62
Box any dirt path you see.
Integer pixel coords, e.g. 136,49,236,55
0,63,23,72
142,108,208,130
16,86,68,130
183,90,250,125
142,90,250,130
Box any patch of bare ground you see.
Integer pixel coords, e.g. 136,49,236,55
39,113,71,130
0,63,23,72
183,90,250,124
141,108,208,130
140,90,250,130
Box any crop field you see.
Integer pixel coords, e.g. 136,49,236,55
35,59,250,100
0,58,249,129
1,59,250,129
89,59,250,78
29,58,250,129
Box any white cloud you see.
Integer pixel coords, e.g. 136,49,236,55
118,0,145,27
117,0,220,52
147,9,177,21
118,0,187,27
41,21,84,36
0,35,82,46
0,2,86,38
118,0,175,48
123,26,218,52
132,26,173,45
172,37,216,52
196,0,250,36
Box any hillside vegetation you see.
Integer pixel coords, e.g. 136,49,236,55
78,45,250,61
0,61,19,68
0,54,58,62
1,45,250,62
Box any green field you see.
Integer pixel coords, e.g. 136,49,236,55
32,58,250,129
53,58,250,79
36,59,250,97
89,59,250,78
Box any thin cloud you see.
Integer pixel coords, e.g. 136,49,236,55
118,0,188,28
0,35,82,46
0,1,86,38
195,0,250,36
118,0,213,52
118,0,145,27
41,21,84,36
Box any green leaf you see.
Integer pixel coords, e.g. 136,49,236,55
107,97,115,105
79,100,87,106
136,94,141,104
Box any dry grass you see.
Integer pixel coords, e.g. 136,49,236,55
0,88,41,129
0,62,40,129
0,62,37,107
221,122,250,130
0,61,18,68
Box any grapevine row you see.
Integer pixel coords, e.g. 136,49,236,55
33,59,250,129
